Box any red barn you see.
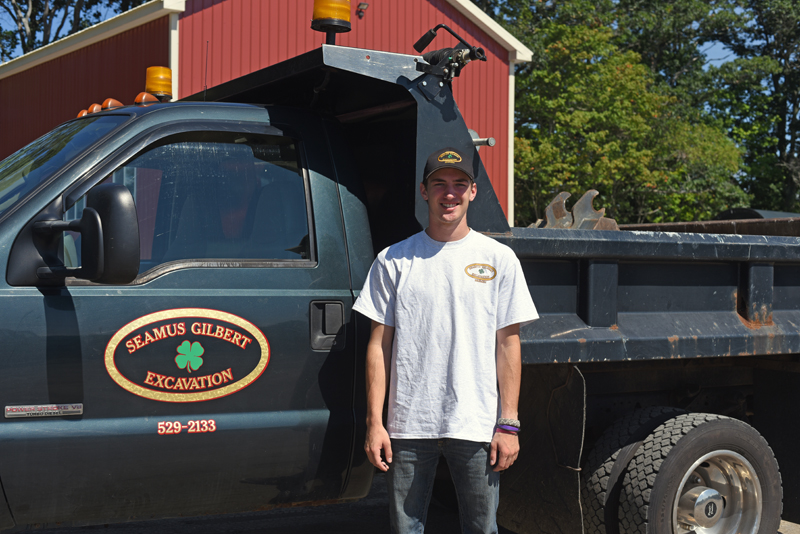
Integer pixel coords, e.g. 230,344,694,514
0,0,530,221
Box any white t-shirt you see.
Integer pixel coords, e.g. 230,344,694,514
353,229,538,442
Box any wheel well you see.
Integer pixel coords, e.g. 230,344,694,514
578,354,800,522
580,357,758,461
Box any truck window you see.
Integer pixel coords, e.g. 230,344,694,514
0,115,127,221
64,131,311,276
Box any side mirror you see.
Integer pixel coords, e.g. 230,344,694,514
34,184,139,284
87,184,140,284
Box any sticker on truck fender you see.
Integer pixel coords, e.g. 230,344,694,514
5,404,83,418
105,308,270,402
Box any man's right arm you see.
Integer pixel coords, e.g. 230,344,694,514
364,320,394,471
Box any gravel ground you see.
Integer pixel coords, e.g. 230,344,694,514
21,475,797,533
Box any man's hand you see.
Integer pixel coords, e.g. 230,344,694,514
490,431,519,472
365,321,395,471
365,423,393,471
493,323,522,472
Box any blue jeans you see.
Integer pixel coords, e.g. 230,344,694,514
386,438,500,534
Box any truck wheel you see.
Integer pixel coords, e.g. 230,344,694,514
618,413,782,534
582,406,686,534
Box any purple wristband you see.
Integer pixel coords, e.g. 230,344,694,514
498,424,520,433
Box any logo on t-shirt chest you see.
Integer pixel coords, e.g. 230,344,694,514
465,263,497,283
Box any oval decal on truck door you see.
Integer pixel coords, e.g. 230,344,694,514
105,308,270,402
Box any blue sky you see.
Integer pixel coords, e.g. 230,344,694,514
703,41,737,69
1,3,120,62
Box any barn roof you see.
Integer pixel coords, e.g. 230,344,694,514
0,1,185,81
0,0,531,82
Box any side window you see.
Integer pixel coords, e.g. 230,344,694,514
64,131,311,275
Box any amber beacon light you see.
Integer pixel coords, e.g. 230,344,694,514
145,66,173,101
311,0,351,45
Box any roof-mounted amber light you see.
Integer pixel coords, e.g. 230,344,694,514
135,92,160,106
87,103,102,114
312,0,351,44
77,110,88,118
102,98,124,110
145,66,172,101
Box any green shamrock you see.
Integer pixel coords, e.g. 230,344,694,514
479,268,486,274
175,340,204,373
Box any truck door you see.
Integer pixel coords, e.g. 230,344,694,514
0,121,356,525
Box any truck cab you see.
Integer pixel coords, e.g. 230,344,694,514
0,97,381,527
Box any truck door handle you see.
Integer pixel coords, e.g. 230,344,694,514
310,301,346,351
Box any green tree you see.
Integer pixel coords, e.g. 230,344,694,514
707,0,800,212
485,1,748,225
612,1,724,97
609,0,800,212
645,120,747,222
514,23,667,224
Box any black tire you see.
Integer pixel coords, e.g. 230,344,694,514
582,407,687,534
619,413,782,534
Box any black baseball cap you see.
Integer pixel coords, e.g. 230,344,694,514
423,147,476,182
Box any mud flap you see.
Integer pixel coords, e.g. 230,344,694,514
497,364,585,534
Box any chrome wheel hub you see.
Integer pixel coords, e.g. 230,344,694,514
673,450,761,534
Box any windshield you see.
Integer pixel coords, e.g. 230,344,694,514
0,115,129,220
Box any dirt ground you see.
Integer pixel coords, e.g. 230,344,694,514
781,521,800,534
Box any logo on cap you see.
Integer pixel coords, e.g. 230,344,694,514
438,151,462,163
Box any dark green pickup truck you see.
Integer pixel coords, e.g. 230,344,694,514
0,38,798,534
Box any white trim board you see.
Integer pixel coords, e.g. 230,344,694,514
0,0,186,81
168,12,181,99
507,62,516,225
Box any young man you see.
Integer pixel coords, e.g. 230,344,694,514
353,147,538,533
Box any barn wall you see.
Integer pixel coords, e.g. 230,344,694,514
178,0,511,214
0,17,170,161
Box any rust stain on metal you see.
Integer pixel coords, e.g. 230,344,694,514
737,313,773,329
735,286,773,328
667,335,680,358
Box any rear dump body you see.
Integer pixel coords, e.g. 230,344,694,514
193,44,800,531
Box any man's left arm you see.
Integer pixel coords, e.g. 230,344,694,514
490,323,522,472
